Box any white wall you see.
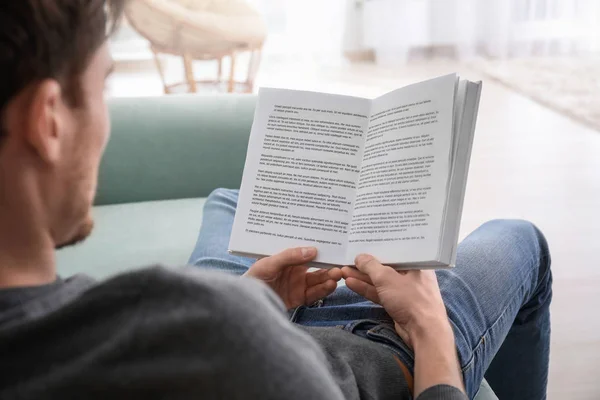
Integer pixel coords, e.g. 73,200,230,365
252,0,600,62
429,0,458,44
250,0,347,64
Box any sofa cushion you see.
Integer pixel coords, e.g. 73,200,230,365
98,95,255,206
57,198,206,279
475,379,498,400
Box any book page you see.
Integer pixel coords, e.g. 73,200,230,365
229,88,370,266
439,80,482,265
347,74,457,264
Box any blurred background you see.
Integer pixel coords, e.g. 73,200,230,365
110,0,599,133
108,1,600,399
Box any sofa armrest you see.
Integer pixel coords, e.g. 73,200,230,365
96,94,256,205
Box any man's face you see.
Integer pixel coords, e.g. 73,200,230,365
51,43,113,248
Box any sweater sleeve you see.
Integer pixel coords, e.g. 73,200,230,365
0,266,347,400
416,385,469,400
128,267,349,400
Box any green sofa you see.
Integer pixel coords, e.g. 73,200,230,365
57,94,255,278
56,94,497,400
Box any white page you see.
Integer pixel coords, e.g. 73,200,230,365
229,88,370,265
437,80,468,264
347,74,457,264
439,81,482,265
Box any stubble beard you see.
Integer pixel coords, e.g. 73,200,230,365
55,214,94,249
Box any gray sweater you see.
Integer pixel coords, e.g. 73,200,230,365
0,266,467,400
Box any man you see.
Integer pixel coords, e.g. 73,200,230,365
0,1,552,400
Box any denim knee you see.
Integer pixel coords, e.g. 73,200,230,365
205,188,239,204
528,222,552,307
496,220,553,321
483,219,552,299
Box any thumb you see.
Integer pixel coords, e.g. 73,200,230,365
354,254,382,276
354,254,393,285
254,247,317,274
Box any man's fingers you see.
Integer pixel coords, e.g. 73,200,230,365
341,266,373,285
354,254,395,284
345,277,380,304
306,269,330,287
289,265,310,289
256,247,317,273
354,254,381,274
328,267,343,282
306,268,343,287
305,280,337,305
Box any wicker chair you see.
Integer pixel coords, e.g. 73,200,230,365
125,0,267,93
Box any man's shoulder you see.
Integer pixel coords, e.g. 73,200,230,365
15,266,289,351
1,267,341,400
84,265,285,314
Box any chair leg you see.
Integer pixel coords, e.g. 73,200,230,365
217,58,223,81
246,47,263,93
152,48,169,94
227,53,236,93
183,53,197,93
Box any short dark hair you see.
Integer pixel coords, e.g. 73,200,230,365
0,0,125,141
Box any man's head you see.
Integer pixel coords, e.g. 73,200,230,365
0,0,124,252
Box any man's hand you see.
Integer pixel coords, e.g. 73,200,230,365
342,254,465,397
245,247,342,310
341,254,449,347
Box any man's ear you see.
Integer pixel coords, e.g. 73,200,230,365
25,80,64,164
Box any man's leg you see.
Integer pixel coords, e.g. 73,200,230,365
188,188,255,275
296,219,552,399
438,219,552,400
189,193,551,399
189,188,388,325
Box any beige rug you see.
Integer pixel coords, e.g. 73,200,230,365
473,57,600,132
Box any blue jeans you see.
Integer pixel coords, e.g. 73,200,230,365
189,189,552,400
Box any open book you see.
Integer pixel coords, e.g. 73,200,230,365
229,74,482,269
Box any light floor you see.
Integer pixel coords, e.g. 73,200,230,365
109,57,600,400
